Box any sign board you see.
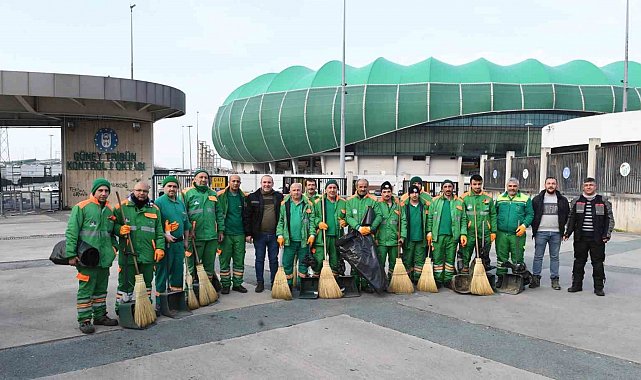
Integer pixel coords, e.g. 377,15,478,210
211,175,228,191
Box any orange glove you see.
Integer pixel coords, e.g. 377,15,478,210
339,219,347,228
164,220,171,233
154,249,165,262
184,250,192,257
277,236,285,247
119,225,131,235
490,233,496,242
358,226,371,235
460,235,468,247
318,222,328,230
427,232,433,245
170,221,179,232
515,224,526,237
307,235,315,245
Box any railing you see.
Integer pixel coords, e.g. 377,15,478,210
511,156,541,192
596,143,641,194
1,190,61,215
547,151,588,195
483,158,506,190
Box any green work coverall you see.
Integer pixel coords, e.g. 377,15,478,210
217,186,248,288
345,193,382,289
183,184,224,280
276,197,315,285
114,196,165,313
65,196,117,322
154,192,190,304
400,198,427,282
461,191,497,272
427,195,468,284
377,197,407,280
495,191,534,275
312,195,347,275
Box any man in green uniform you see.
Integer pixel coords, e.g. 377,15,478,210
304,178,321,203
65,178,119,334
400,185,427,283
345,178,382,291
427,179,468,287
495,177,534,287
377,181,406,281
217,175,249,294
183,169,225,288
401,176,432,206
154,176,190,312
313,179,347,276
114,181,165,315
460,174,497,273
277,183,316,286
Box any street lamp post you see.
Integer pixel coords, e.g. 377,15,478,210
186,125,194,171
130,4,136,80
48,134,53,160
181,126,185,169
339,0,346,179
623,0,630,112
525,122,533,156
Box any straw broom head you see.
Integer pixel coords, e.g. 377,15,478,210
271,266,293,300
417,256,438,293
388,258,414,294
185,268,200,310
134,273,156,327
470,258,494,295
319,260,342,299
196,264,216,305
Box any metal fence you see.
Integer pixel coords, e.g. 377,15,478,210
596,143,641,194
1,190,61,215
283,177,347,195
484,158,506,190
511,156,541,192
547,151,588,195
151,174,229,200
401,180,468,197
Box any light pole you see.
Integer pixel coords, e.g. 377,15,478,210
48,134,53,160
525,122,533,156
622,0,630,112
186,125,194,171
130,4,136,80
339,0,346,178
181,126,185,169
196,111,200,167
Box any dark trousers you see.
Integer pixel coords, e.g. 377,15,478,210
254,232,279,284
572,237,606,288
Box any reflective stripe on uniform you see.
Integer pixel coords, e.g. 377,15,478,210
188,209,204,216
80,230,113,238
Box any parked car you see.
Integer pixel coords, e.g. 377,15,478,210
40,185,59,192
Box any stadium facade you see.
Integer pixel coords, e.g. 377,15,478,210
212,57,641,176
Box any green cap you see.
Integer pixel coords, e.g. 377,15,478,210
325,179,339,189
410,176,423,184
193,168,209,178
91,178,111,195
162,176,179,187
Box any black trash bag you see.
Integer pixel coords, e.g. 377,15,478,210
337,257,346,276
361,206,375,227
301,249,317,268
50,239,100,267
337,230,388,293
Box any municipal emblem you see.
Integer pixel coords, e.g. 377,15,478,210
94,128,119,152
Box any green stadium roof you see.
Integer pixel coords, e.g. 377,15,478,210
214,57,641,163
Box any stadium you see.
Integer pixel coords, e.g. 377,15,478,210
212,57,641,176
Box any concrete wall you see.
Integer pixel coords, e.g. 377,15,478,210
429,157,461,175
62,120,153,207
602,195,641,234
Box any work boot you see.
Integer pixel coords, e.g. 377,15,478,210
551,278,561,290
255,282,264,293
79,320,95,334
233,285,247,293
529,275,541,289
567,283,583,293
221,286,230,295
594,288,605,296
594,279,605,296
496,276,503,289
94,314,119,326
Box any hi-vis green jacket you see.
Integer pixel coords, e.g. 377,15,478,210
377,196,407,246
427,195,468,242
312,195,347,246
114,195,165,264
461,191,497,236
65,195,117,268
345,193,382,232
495,191,534,234
276,197,315,247
183,185,224,241
216,186,247,233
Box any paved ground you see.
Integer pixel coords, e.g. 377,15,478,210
1,212,641,379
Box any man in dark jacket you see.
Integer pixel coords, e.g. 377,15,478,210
564,177,615,296
530,177,569,290
244,175,284,292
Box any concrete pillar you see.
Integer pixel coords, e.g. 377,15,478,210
354,156,360,175
320,155,326,174
505,151,515,188
479,154,488,179
457,156,463,174
291,159,298,175
346,172,354,196
393,155,398,176
587,138,601,178
457,174,465,197
425,156,431,175
268,162,275,173
539,147,551,191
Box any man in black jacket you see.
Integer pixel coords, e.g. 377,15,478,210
564,177,615,296
530,177,569,290
243,175,284,292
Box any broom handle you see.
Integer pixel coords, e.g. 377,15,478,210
321,194,327,260
397,201,402,259
473,204,480,261
189,220,204,265
115,191,140,275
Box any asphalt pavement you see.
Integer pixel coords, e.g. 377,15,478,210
1,212,641,379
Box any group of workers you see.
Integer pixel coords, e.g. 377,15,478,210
64,171,614,334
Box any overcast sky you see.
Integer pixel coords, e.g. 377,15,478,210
0,0,638,168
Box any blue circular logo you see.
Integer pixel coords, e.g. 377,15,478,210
94,128,119,152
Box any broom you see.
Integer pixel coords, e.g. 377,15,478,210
115,192,156,328
318,194,342,299
417,244,438,293
184,254,199,310
388,205,414,294
190,228,218,305
271,247,292,300
470,204,493,295
292,256,298,289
